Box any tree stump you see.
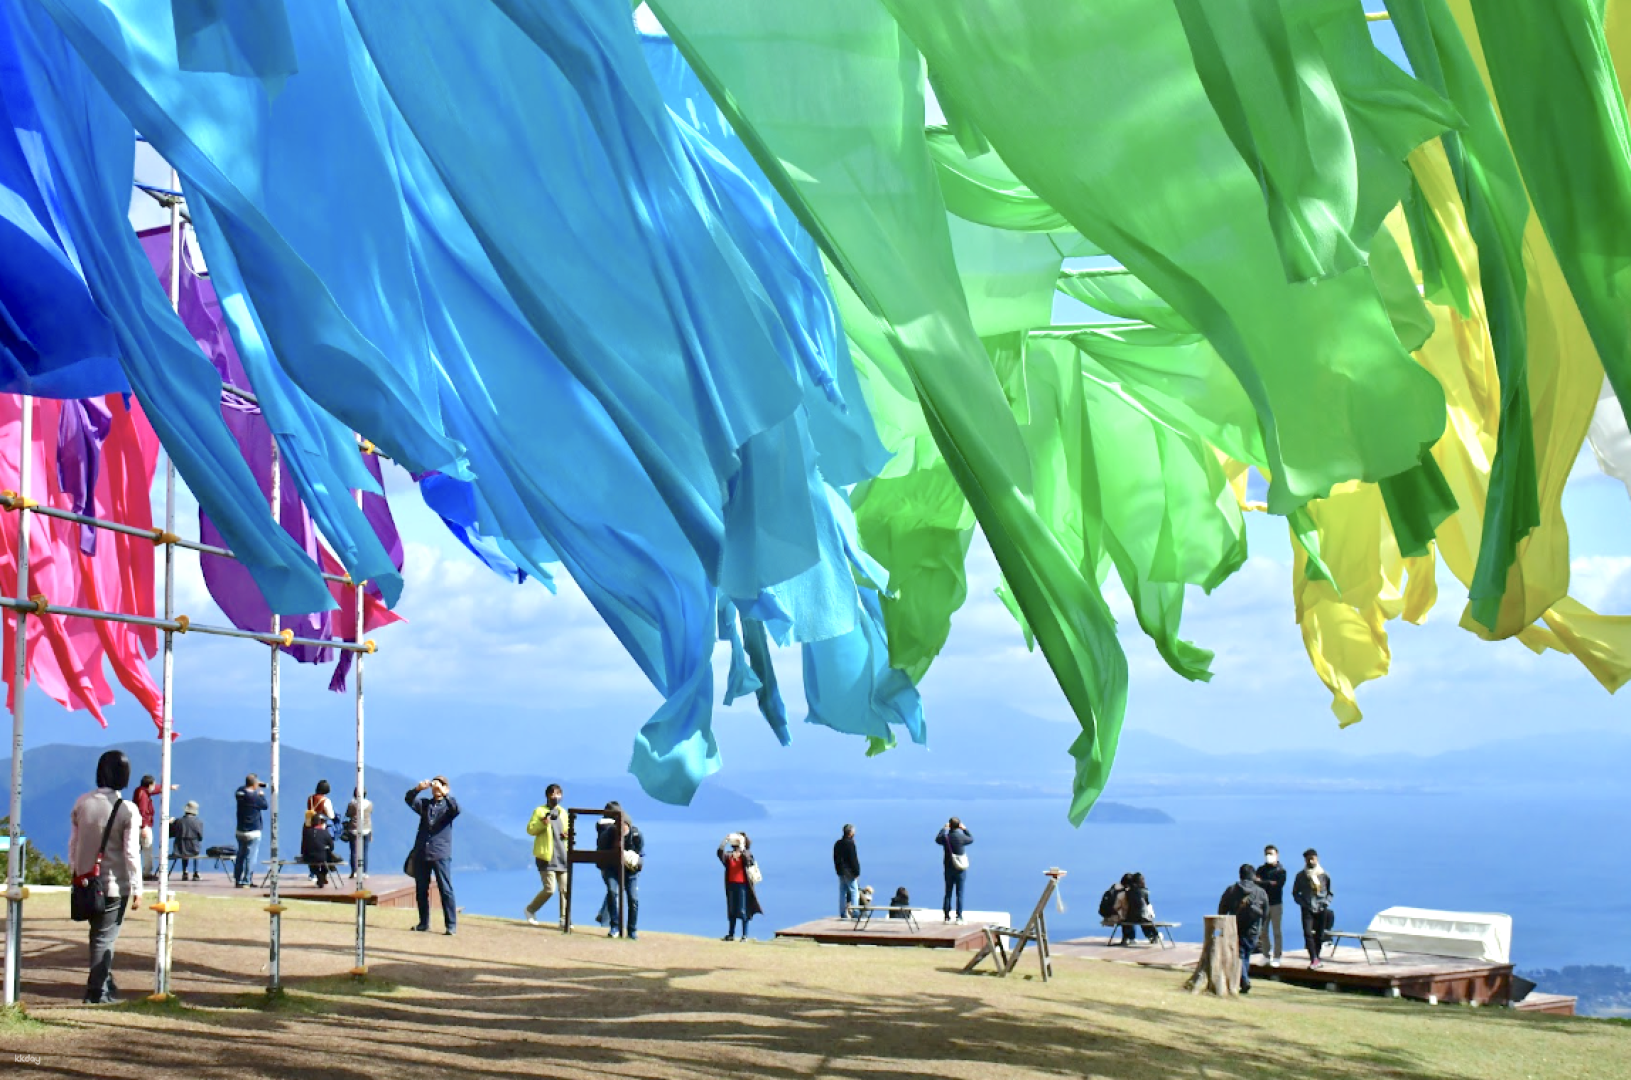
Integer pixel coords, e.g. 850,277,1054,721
1184,914,1240,997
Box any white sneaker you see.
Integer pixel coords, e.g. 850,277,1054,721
1270,958,1280,968
954,916,965,925
943,915,952,924
525,914,538,926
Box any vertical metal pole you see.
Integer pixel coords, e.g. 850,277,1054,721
152,170,182,1000
267,436,281,994
563,811,574,935
3,396,34,1007
351,482,367,976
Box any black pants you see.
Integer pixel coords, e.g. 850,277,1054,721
1121,922,1159,943
415,855,456,931
85,894,129,1003
1301,907,1327,960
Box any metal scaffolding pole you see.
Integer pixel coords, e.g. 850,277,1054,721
351,486,368,976
267,437,283,994
3,396,33,1008
151,170,183,1000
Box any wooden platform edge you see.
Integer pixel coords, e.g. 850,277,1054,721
1514,993,1577,1017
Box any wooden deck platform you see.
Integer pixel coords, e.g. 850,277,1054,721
775,916,996,950
160,872,423,908
1055,936,1528,1007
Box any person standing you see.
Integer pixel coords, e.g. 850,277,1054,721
233,774,268,888
343,787,373,878
1218,863,1269,994
1292,847,1334,969
833,824,861,918
133,775,157,880
171,800,204,881
524,783,570,928
718,832,762,941
69,750,142,1003
935,817,973,924
1255,844,1288,967
595,802,643,940
405,776,460,935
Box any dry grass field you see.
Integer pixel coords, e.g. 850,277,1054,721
0,892,1626,1079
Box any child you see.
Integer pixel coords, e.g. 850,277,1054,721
301,812,337,888
888,887,911,919
172,800,204,881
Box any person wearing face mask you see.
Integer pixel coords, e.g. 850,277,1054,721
524,783,570,928
1255,845,1288,967
1292,847,1334,969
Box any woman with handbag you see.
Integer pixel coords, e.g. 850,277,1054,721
936,817,974,924
67,750,142,1003
717,832,762,941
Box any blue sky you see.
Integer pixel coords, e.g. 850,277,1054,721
35,12,1627,797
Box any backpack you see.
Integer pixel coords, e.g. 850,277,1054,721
1099,884,1121,920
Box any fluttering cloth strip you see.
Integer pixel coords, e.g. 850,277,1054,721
5,0,338,615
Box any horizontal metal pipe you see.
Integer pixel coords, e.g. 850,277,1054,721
0,598,376,654
0,494,353,587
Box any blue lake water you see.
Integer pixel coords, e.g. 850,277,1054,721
450,791,1628,971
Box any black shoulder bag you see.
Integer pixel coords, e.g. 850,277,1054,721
71,795,124,922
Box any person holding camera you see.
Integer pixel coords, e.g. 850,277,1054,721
717,831,762,941
233,774,268,888
524,783,569,928
405,776,460,935
935,817,974,924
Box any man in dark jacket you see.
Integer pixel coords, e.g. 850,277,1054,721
301,813,337,888
405,776,460,934
833,824,861,918
1292,848,1334,969
233,775,268,888
1255,844,1288,967
1219,863,1269,993
935,817,973,924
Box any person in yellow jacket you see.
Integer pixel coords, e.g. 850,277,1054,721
524,784,569,928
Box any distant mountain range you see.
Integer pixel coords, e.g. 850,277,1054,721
2,739,529,872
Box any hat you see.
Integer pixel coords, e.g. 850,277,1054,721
183,800,199,814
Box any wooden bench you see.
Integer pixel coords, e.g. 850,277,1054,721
1324,930,1389,965
259,858,346,890
1105,921,1181,949
849,905,920,933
